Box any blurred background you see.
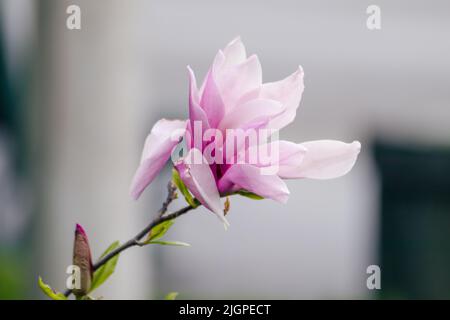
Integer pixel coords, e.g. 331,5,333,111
0,0,449,299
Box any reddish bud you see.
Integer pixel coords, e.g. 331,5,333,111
72,223,93,297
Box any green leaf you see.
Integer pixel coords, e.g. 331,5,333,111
148,240,191,247
147,220,174,242
90,241,120,293
38,276,67,300
165,292,179,300
236,190,264,200
172,169,200,208
141,220,190,247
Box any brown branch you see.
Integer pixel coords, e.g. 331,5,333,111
64,188,197,298
158,181,178,217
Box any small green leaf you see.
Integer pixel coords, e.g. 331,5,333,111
147,220,174,242
236,190,264,200
165,292,179,300
172,169,200,208
148,240,190,247
140,220,190,247
90,241,120,293
38,276,67,300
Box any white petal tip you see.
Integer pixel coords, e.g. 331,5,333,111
352,141,362,153
187,66,196,79
217,214,230,230
229,36,242,44
129,188,141,201
278,194,290,204
247,54,259,62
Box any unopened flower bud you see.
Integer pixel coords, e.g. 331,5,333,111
72,224,93,297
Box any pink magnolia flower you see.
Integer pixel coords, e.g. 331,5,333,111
130,38,361,225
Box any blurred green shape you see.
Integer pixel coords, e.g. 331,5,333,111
0,253,26,299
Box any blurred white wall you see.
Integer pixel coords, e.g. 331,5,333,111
34,0,157,299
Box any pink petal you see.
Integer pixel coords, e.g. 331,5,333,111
218,99,284,131
277,141,308,167
282,140,361,179
198,67,225,128
242,141,307,177
200,50,225,97
188,66,210,132
259,66,304,130
222,36,247,68
218,164,290,203
175,148,228,225
214,54,263,112
130,119,187,199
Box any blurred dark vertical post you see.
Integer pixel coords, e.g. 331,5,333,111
0,1,34,299
376,141,450,299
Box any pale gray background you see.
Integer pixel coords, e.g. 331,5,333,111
1,0,449,299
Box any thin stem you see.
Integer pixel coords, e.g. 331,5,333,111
92,204,194,271
64,189,197,298
158,181,178,217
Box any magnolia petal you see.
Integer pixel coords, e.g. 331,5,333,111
222,36,247,68
277,141,308,166
199,67,225,128
242,140,307,177
175,148,228,226
218,99,284,131
188,66,211,131
215,54,263,112
130,119,187,199
200,49,225,98
260,66,304,130
218,164,290,203
282,140,361,179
